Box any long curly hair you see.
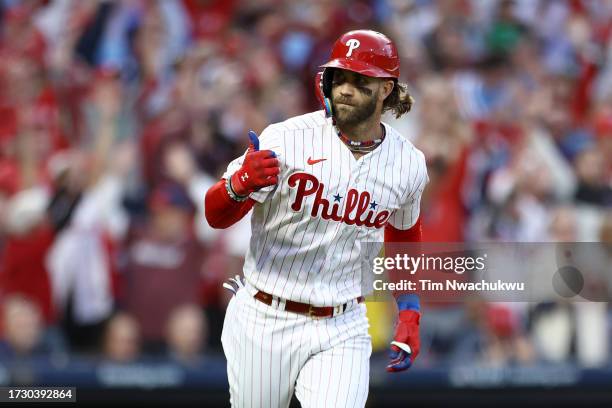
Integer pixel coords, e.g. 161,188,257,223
383,80,414,119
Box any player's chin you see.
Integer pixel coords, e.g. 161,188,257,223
334,104,352,117
335,108,359,125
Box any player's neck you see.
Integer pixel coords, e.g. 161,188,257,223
336,114,383,143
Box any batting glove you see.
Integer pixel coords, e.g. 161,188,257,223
223,275,246,296
230,130,280,197
387,294,421,372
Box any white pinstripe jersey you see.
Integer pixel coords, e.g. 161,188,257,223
222,110,428,307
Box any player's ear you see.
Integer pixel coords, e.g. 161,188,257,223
382,80,394,100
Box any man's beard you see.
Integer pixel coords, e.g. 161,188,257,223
332,92,378,127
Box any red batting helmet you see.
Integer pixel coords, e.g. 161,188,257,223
320,30,400,79
317,30,399,117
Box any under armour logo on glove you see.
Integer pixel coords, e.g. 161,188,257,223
387,294,421,372
230,130,280,197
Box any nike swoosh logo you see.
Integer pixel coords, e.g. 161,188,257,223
307,157,327,165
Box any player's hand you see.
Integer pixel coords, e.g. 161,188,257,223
386,295,421,372
230,130,279,196
222,275,245,296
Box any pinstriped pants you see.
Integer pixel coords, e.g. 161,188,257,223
221,287,372,408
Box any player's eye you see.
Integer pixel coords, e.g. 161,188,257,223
332,76,345,86
357,86,373,96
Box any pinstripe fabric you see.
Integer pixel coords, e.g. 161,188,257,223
221,110,428,306
220,110,427,407
222,287,371,408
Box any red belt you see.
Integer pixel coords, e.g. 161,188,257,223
254,290,364,318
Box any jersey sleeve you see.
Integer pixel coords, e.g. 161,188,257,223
388,149,429,230
221,125,283,203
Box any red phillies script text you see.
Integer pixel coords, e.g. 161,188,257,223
288,172,391,229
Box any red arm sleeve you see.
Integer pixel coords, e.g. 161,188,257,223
384,217,422,243
384,217,423,299
204,179,256,229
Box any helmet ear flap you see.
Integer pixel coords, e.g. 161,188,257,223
315,69,334,118
321,68,334,98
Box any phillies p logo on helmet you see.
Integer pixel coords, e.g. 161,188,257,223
345,39,360,57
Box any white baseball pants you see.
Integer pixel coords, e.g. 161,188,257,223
221,285,372,408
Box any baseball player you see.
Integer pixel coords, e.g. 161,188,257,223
205,29,427,408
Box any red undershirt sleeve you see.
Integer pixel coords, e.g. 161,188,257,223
204,179,256,229
384,217,422,243
384,217,423,300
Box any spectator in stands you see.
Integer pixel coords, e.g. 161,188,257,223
0,188,55,324
122,182,209,350
101,312,141,364
165,303,208,366
452,299,534,367
482,303,535,366
529,206,578,363
573,145,612,206
0,294,65,359
593,110,612,184
45,75,132,353
486,0,529,55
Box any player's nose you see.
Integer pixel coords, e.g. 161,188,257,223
337,82,356,98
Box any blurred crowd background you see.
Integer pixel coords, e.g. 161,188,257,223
0,0,611,385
